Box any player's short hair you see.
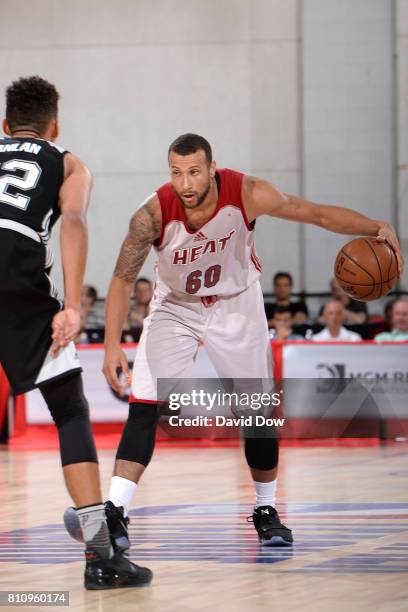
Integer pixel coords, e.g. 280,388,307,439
168,133,212,165
273,272,293,286
5,76,59,133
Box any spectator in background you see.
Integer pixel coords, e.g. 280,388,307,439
374,298,408,342
269,306,304,340
80,284,104,328
318,278,367,324
312,300,362,342
371,298,396,337
127,277,153,329
265,272,308,327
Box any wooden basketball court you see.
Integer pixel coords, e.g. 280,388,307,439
1,442,407,611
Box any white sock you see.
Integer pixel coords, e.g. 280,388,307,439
253,480,277,509
108,476,137,517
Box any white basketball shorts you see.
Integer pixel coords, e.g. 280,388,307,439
130,280,272,402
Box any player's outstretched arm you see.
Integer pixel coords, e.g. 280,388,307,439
242,175,404,276
52,154,92,351
103,194,162,393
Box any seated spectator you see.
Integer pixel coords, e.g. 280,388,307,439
318,278,367,324
270,306,304,340
374,298,408,342
312,301,362,342
80,284,104,328
127,277,153,329
265,272,308,327
371,298,396,337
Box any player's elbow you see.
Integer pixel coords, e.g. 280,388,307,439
61,209,88,229
314,206,332,230
286,195,322,226
111,274,135,295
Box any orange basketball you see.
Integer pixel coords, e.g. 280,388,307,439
334,237,397,301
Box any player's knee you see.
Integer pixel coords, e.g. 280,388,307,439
39,373,97,466
244,437,279,471
116,403,160,466
40,372,90,428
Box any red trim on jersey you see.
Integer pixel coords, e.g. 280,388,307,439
154,168,253,248
250,244,263,272
129,394,161,405
201,296,218,307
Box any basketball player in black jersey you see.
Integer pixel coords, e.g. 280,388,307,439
0,76,152,589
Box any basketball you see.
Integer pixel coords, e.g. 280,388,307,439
334,237,398,301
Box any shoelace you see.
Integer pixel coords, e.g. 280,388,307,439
247,510,282,527
106,505,130,527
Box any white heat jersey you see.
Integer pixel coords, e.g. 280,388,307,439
153,168,262,297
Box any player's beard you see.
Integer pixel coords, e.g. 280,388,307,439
176,177,212,210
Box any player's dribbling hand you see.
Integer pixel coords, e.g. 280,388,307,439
50,308,81,354
376,222,404,277
102,346,131,395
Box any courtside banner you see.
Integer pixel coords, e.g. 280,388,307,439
25,344,217,424
278,341,408,437
281,341,408,380
153,342,408,438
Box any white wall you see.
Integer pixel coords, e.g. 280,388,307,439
1,0,405,298
397,0,408,290
302,0,398,292
0,0,300,296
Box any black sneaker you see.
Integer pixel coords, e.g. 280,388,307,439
84,550,152,590
248,506,293,546
104,501,130,552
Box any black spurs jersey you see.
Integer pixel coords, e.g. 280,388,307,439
0,136,67,236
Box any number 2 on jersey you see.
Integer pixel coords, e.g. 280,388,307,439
186,264,221,294
0,159,42,210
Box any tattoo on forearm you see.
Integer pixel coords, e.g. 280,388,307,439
114,201,161,283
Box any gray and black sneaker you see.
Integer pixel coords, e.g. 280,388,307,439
248,505,293,546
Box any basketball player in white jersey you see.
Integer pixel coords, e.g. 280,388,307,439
98,133,403,548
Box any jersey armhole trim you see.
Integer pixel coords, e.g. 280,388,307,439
153,190,165,248
235,172,255,231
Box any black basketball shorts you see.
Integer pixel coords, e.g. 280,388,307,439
0,224,81,394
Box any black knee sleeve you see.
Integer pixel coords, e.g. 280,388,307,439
39,372,98,466
244,437,279,471
116,402,160,466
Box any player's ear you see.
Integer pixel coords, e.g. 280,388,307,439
2,119,11,136
51,119,59,140
210,160,216,178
